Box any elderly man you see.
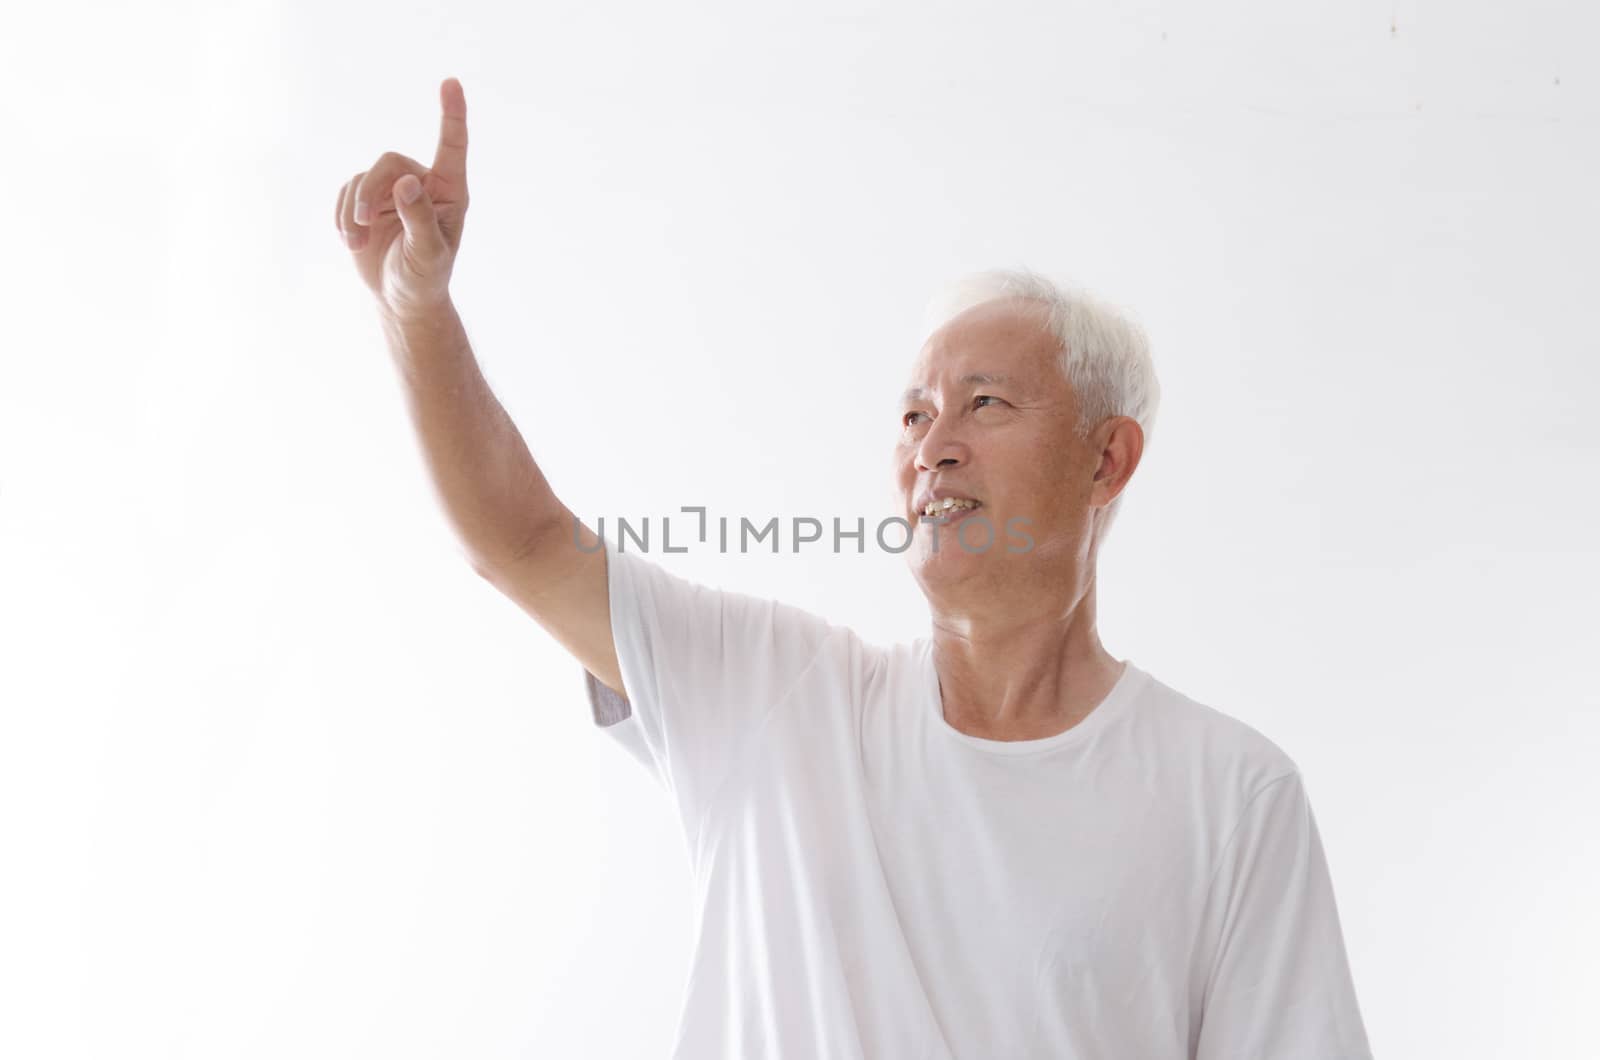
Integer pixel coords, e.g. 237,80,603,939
335,79,1374,1059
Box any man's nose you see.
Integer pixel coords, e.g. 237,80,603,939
915,417,969,472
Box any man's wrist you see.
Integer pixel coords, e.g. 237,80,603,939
379,295,458,337
378,297,468,387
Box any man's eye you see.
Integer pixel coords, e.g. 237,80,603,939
974,394,1003,409
903,411,927,427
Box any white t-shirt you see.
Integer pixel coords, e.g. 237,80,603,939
579,540,1374,1059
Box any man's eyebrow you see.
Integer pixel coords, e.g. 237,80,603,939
901,372,1013,404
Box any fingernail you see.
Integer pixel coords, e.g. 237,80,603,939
353,200,371,224
398,177,421,204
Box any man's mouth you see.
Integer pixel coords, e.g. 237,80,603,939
919,498,983,522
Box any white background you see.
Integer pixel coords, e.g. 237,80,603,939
3,1,1596,1056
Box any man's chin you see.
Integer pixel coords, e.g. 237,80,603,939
907,542,989,582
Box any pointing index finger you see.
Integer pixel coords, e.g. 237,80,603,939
432,77,468,186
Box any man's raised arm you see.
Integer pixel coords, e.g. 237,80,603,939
333,77,622,697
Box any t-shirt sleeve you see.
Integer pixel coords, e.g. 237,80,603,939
579,537,840,843
1193,770,1375,1060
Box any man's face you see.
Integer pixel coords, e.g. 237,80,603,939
892,297,1100,596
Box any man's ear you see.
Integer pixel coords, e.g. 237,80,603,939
1091,417,1144,498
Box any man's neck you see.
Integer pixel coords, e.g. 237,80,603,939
927,581,1124,741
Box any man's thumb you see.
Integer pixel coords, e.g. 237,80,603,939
393,175,447,263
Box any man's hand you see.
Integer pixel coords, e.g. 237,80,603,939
335,77,470,321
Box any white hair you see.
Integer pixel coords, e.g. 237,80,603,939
918,266,1161,543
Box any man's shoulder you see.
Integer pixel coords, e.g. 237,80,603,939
1132,667,1302,794
802,622,921,691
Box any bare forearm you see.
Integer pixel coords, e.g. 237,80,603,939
381,303,565,570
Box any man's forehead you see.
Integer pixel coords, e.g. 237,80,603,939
906,299,1055,385
908,320,1056,403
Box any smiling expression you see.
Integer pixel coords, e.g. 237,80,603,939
893,297,1120,595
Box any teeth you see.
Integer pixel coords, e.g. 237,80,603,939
923,498,981,516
